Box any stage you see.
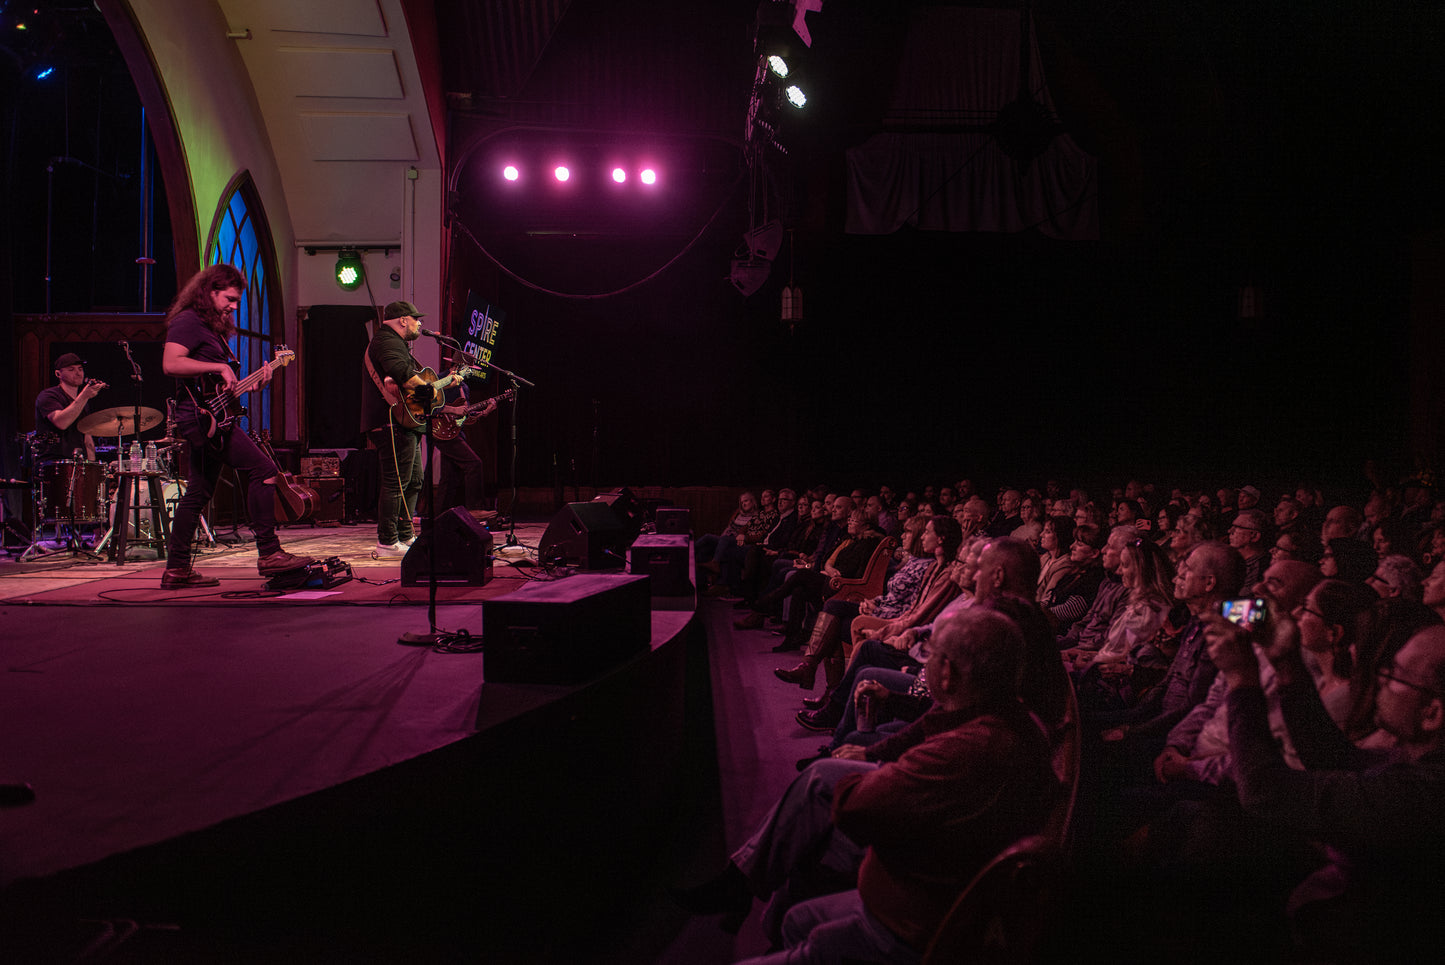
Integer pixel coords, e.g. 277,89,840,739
0,519,735,963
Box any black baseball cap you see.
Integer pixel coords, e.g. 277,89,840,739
383,300,425,321
54,352,86,369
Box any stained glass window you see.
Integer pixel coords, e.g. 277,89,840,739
206,173,279,432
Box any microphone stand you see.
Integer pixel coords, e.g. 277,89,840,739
398,402,444,647
423,332,535,551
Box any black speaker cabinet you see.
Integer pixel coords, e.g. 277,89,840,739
539,501,628,569
401,507,494,586
655,506,691,536
594,487,645,541
628,534,695,610
482,573,651,683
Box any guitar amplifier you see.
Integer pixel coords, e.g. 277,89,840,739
303,476,346,526
301,455,341,476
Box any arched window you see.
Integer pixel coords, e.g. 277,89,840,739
205,172,282,433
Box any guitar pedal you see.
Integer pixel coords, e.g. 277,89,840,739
264,555,353,590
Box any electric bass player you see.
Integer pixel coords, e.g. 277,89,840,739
160,264,314,588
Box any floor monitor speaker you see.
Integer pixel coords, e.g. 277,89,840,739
539,501,627,569
401,507,494,586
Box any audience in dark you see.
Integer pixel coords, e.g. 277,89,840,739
681,468,1445,963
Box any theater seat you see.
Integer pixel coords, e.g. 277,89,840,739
920,834,1065,965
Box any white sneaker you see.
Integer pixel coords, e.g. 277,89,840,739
399,535,417,548
372,541,407,560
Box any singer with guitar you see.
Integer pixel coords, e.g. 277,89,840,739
160,264,314,589
34,351,103,461
360,300,432,559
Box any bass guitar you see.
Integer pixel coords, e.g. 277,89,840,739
251,429,318,524
430,388,515,441
198,347,297,438
388,365,478,430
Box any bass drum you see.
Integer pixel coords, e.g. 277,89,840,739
37,460,104,523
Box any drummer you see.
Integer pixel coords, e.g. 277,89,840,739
33,352,102,462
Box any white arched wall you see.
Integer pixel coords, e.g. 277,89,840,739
116,0,446,438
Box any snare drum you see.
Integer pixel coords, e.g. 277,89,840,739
37,459,104,523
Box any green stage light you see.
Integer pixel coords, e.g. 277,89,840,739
334,248,364,291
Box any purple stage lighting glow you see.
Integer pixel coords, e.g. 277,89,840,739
502,165,520,181
612,167,627,183
640,168,657,186
554,165,570,182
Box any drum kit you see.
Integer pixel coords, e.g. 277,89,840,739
19,404,209,561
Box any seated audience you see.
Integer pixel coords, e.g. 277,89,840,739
773,516,960,692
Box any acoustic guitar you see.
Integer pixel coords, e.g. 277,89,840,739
387,365,478,430
251,429,318,524
430,389,515,441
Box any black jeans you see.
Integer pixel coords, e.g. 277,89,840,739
369,425,422,544
167,405,280,570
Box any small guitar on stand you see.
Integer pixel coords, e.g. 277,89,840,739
250,429,318,524
387,365,478,430
197,347,297,438
430,388,515,441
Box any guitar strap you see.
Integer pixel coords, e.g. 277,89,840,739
362,347,400,405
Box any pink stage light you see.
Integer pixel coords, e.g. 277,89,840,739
612,167,627,184
502,165,520,181
639,168,658,186
553,165,570,182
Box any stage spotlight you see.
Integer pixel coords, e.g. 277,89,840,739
785,84,806,108
502,164,520,181
334,248,364,291
612,167,627,183
553,165,570,182
639,168,657,185
766,54,789,79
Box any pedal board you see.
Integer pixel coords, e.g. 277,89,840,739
265,555,353,590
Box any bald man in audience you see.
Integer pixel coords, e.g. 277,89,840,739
681,607,1056,963
1320,504,1363,545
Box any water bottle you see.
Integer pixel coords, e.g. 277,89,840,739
128,441,141,473
144,442,157,473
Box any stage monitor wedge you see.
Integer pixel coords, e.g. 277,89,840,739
538,501,628,569
401,507,494,586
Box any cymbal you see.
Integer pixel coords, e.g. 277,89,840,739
77,406,164,437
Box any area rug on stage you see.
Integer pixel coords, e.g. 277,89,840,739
2,562,539,605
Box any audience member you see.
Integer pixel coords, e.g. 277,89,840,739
1320,536,1377,584
1368,553,1423,602
717,607,1057,964
1208,616,1445,961
1227,508,1271,588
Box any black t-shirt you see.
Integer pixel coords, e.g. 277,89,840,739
361,328,422,433
33,384,91,461
166,309,232,410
